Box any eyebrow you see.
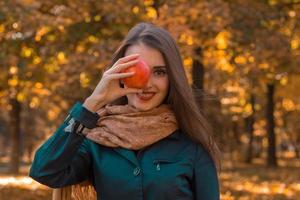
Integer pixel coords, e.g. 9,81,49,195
153,66,166,69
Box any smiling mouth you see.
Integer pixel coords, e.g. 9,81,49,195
136,92,156,101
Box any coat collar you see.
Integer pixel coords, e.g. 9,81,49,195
112,129,182,166
166,129,181,140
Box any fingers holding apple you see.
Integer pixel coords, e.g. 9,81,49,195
114,53,140,68
83,54,150,112
108,56,140,74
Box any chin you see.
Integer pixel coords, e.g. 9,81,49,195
129,98,161,111
131,102,156,111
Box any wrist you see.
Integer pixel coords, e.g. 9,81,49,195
83,96,106,113
64,102,101,137
64,118,91,137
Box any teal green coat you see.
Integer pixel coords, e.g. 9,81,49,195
29,111,220,199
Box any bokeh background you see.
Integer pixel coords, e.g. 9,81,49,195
0,0,300,199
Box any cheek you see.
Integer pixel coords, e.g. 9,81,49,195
158,77,169,94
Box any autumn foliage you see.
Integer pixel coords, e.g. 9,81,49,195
0,0,300,199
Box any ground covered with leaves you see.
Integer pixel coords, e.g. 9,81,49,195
0,158,299,200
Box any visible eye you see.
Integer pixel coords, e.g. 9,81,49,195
154,69,166,76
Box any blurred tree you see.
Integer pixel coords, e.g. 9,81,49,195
217,0,299,167
0,0,145,173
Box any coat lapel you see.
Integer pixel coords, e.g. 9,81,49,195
113,147,139,166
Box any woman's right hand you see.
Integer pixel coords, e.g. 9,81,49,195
83,53,143,112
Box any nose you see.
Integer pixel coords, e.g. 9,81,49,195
142,74,154,90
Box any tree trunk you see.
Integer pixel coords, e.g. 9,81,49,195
246,94,255,163
266,83,277,167
296,135,300,158
9,97,21,174
192,47,204,109
230,120,241,160
152,0,161,18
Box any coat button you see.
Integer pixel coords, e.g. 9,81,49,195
133,167,141,176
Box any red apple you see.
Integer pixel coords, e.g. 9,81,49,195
121,59,150,88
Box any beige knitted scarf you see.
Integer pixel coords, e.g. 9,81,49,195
85,103,179,150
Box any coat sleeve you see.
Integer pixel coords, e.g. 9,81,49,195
29,102,97,188
193,145,220,200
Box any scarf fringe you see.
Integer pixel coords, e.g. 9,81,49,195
53,182,96,200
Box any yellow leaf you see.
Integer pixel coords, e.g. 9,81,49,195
17,92,25,102
76,44,85,53
234,56,247,65
144,0,154,6
8,76,18,87
94,15,101,22
183,57,193,66
33,56,41,64
244,103,253,115
47,34,56,41
47,107,60,121
268,0,278,5
19,0,35,5
259,63,269,69
57,52,65,60
57,52,68,64
179,33,187,43
80,72,90,88
282,98,295,111
215,31,231,50
291,38,299,50
44,63,59,73
248,56,255,63
146,7,157,19
179,34,194,45
9,66,18,75
217,58,234,73
35,26,51,41
280,76,288,85
85,16,91,23
0,24,5,33
29,97,40,108
88,35,99,43
21,46,34,58
132,6,139,14
186,36,194,46
35,82,43,89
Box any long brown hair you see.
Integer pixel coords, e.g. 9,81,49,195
69,22,222,200
106,22,222,172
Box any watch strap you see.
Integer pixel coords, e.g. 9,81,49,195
64,118,91,137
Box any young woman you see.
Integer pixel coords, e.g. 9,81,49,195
30,22,222,200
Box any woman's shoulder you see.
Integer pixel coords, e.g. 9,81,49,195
178,129,213,163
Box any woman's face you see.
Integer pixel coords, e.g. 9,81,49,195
124,43,169,111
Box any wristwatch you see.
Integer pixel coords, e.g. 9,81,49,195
64,102,100,137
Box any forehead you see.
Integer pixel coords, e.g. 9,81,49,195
124,43,166,68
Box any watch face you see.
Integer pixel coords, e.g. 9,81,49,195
63,117,89,136
76,123,90,136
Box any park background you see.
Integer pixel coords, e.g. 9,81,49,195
0,0,300,199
